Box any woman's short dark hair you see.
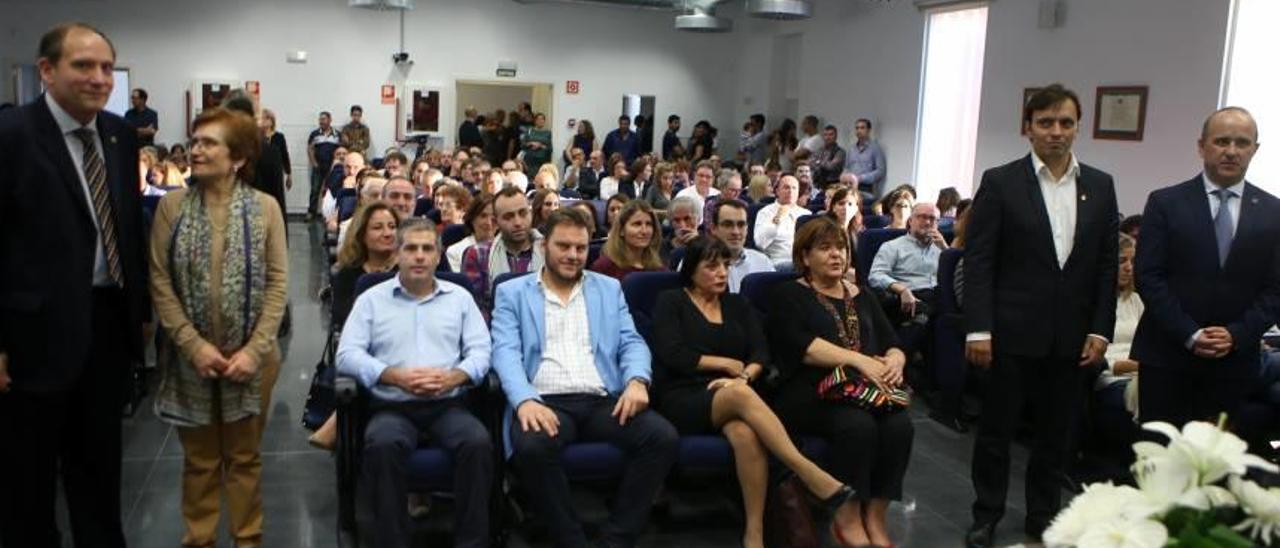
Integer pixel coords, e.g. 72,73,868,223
792,216,851,278
463,194,494,236
570,201,598,238
678,235,734,288
1023,83,1082,124
191,107,261,183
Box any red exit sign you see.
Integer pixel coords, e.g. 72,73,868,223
566,80,580,95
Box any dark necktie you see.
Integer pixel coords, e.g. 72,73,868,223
72,128,124,286
1212,188,1235,267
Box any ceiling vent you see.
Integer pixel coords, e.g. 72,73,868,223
675,8,734,32
350,0,414,10
746,0,812,20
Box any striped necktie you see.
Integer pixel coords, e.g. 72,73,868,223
72,128,124,287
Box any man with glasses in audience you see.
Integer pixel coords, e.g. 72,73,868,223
337,218,494,548
709,199,774,292
869,202,947,372
492,207,677,548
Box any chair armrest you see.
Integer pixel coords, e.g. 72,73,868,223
335,374,359,405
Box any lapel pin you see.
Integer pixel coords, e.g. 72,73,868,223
109,136,117,144
1080,194,1088,202
1252,198,1259,205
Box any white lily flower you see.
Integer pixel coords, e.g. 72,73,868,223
1044,483,1150,547
1075,518,1168,548
1230,475,1280,545
1140,421,1277,485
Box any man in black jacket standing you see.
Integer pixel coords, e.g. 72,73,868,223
0,23,149,547
963,84,1119,547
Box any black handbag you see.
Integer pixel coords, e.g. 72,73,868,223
301,333,337,431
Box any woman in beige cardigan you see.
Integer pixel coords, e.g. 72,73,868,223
150,107,288,548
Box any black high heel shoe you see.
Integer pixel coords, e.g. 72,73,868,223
821,485,863,548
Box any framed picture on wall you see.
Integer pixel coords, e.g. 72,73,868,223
1020,87,1043,135
1093,85,1148,141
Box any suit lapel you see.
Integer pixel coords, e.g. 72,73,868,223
584,276,604,354
1063,170,1094,270
1185,179,1220,270
33,99,94,222
1020,156,1059,269
523,278,546,349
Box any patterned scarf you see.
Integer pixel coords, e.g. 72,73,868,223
155,183,268,427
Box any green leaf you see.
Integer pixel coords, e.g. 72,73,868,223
1205,524,1254,548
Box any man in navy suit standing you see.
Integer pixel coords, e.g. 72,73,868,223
0,23,147,547
1133,107,1280,427
963,84,1119,547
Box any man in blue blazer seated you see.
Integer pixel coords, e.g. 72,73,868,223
1133,106,1280,428
491,207,679,548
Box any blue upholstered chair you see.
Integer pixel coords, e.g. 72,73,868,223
855,228,907,281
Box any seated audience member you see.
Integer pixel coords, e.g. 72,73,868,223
882,189,914,229
652,236,857,548
644,162,677,212
599,157,629,200
663,195,702,258
869,202,946,326
795,162,817,205
481,170,506,195
619,158,653,200
591,200,666,280
675,161,721,216
435,183,471,228
461,186,543,310
381,176,416,219
569,200,603,242
149,108,288,547
332,203,400,331
337,174,387,248
447,195,496,273
382,150,408,178
1119,214,1142,240
563,147,586,190
336,218,494,548
708,199,774,292
826,187,865,253
531,188,561,232
936,187,961,220
534,163,561,192
1094,234,1142,419
702,169,746,230
605,193,630,232
767,217,912,548
577,150,608,200
955,198,973,221
753,175,811,268
746,174,773,203
323,151,367,230
491,208,679,548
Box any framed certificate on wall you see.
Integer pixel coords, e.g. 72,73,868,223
1093,86,1148,141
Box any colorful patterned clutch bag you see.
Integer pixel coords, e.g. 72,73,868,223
816,366,910,412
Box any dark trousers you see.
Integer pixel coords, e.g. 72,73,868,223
308,168,325,216
1140,361,1255,428
359,398,495,548
0,289,129,548
509,394,678,548
774,385,914,500
971,354,1087,530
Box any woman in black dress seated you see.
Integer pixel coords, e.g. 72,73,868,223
653,235,859,548
767,216,912,548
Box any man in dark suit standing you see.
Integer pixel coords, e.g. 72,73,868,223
0,23,148,547
1133,107,1280,428
458,106,484,151
963,84,1119,547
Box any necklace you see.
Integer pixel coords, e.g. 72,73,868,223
806,277,860,352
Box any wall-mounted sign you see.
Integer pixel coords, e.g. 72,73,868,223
381,84,396,105
566,80,580,95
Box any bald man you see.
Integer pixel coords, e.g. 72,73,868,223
1133,106,1280,427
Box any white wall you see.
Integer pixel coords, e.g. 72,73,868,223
0,0,740,212
724,0,1231,214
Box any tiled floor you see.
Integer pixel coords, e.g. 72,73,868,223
97,222,1045,547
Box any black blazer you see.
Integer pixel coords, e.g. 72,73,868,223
963,154,1119,359
1132,176,1280,373
578,167,605,200
0,97,149,392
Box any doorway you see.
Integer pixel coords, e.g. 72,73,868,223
622,94,655,154
455,80,554,138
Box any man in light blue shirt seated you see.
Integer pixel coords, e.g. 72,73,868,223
337,217,494,548
869,202,946,331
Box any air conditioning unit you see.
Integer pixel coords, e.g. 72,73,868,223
746,0,812,20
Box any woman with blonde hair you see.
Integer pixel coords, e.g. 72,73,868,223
149,107,288,547
746,174,772,203
590,200,666,280
258,108,291,191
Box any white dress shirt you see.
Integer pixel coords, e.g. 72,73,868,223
752,201,811,266
46,94,112,287
1031,151,1080,269
533,272,607,396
